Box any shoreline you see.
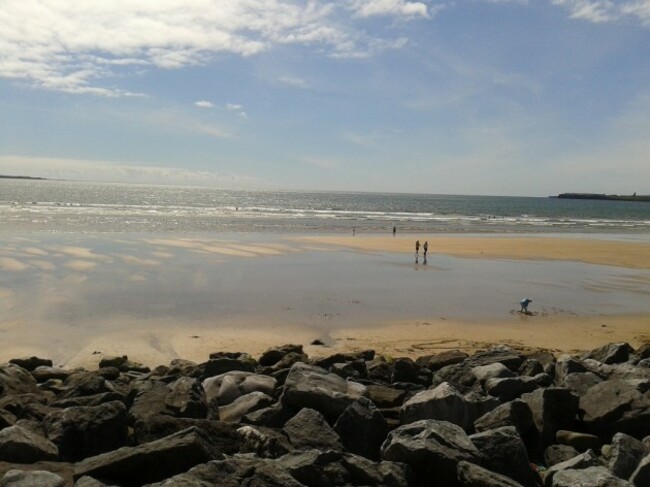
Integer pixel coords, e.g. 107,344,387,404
1,232,649,369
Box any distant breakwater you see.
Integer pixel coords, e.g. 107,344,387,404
556,193,650,203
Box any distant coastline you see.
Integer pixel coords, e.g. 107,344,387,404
0,174,49,180
555,193,650,203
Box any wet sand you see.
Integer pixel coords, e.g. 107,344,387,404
1,233,649,368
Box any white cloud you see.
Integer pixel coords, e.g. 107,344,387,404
552,0,650,24
277,75,309,88
226,103,247,118
195,100,214,109
0,0,432,96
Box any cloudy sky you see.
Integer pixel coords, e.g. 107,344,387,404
1,0,649,196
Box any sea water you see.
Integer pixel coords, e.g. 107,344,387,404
2,179,650,234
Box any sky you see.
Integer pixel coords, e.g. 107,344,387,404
1,0,650,196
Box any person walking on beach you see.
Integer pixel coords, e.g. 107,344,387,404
415,240,420,263
393,225,396,236
423,241,428,264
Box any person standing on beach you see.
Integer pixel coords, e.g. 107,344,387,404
393,225,396,236
423,241,428,264
415,240,420,263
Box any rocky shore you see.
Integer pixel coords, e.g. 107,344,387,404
0,342,649,486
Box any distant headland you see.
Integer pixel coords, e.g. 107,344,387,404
554,193,650,203
0,174,49,180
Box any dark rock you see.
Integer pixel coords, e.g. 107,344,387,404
365,384,408,408
548,465,633,487
283,407,343,451
486,376,539,402
608,432,648,480
415,349,468,371
51,392,124,409
195,356,256,380
277,449,349,486
0,425,58,463
330,360,368,380
469,426,539,487
132,415,240,453
630,453,650,487
237,424,294,458
381,419,480,485
43,400,127,462
269,351,310,371
259,344,304,367
544,444,580,467
281,362,366,422
579,379,650,439
0,469,65,487
519,359,545,377
431,362,478,394
554,355,588,386
334,397,388,460
466,345,525,371
59,371,108,399
240,402,296,428
586,342,635,365
456,460,527,487
98,355,149,373
219,391,274,422
0,394,51,422
393,357,429,385
340,452,412,486
367,357,393,383
555,430,600,451
543,449,603,486
559,371,603,396
164,376,207,418
128,381,171,424
9,357,53,371
472,362,515,385
533,373,553,388
313,351,373,370
73,426,223,486
0,364,40,396
474,399,534,438
522,387,579,449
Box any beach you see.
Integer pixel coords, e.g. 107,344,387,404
1,232,649,369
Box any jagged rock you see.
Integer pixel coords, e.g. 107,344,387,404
608,432,648,480
470,426,538,487
9,357,53,371
97,367,120,381
522,387,579,448
543,449,603,486
73,426,223,486
330,360,368,380
582,359,650,381
75,475,119,486
466,346,525,371
128,381,171,423
240,402,295,428
98,355,149,373
365,384,408,408
339,452,412,486
203,371,276,406
268,351,309,372
474,398,534,437
164,376,207,418
473,363,515,385
219,391,274,422
0,425,58,463
559,371,603,396
0,363,40,396
416,349,468,371
519,359,545,377
132,415,241,453
51,392,124,409
195,356,256,380
381,419,480,485
313,351,373,370
400,382,498,432
281,362,366,422
277,449,350,485
554,355,588,386
59,371,108,399
259,344,304,367
43,400,127,462
0,393,51,422
547,465,633,487
334,397,388,460
544,444,580,466
486,376,539,402
237,425,294,458
586,343,635,365
166,358,199,377
283,407,343,451
630,453,650,487
366,357,394,383
555,430,601,451
431,362,479,394
393,357,430,386
579,379,650,439
0,469,65,487
456,460,527,487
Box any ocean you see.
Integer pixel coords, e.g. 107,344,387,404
2,178,650,234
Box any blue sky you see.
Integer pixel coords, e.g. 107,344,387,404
1,0,649,196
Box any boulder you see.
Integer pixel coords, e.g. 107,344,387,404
432,362,479,394
276,449,350,486
366,357,393,383
553,356,588,386
281,362,366,421
547,465,633,487
519,359,545,377
456,460,527,487
218,391,274,422
559,372,603,396
259,344,305,367
474,398,534,438
313,351,373,370
0,469,65,487
0,425,59,463
237,425,294,458
9,357,53,371
73,426,223,486
579,379,650,439
585,343,634,365
522,387,579,449
43,400,128,462
472,363,515,385
51,392,124,409
466,346,525,371
0,363,40,396
416,349,468,371
381,419,480,485
630,453,650,487
365,384,407,408
555,430,601,451
164,376,207,418
543,449,603,486
393,357,430,385
283,407,343,451
334,397,388,460
202,371,276,406
128,381,172,423
195,356,256,380
240,402,295,428
469,426,538,487
486,376,539,402
608,432,648,480
330,360,368,380
59,371,108,399
544,444,580,467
